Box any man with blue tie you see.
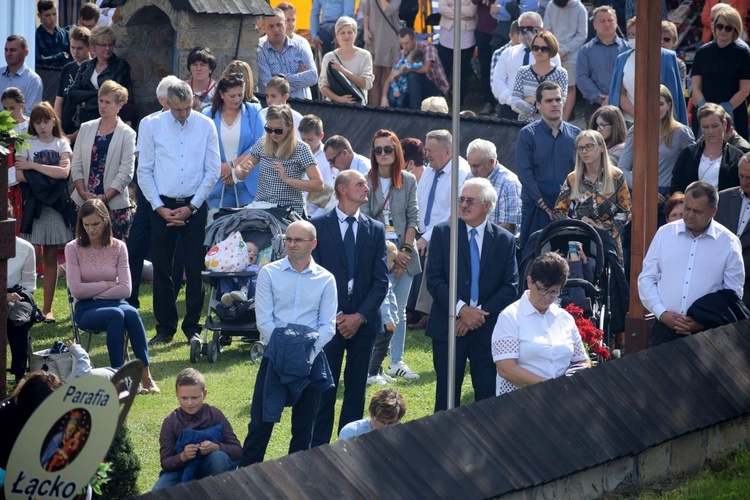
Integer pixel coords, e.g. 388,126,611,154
311,170,389,445
425,178,519,412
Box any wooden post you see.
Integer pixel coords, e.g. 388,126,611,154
624,0,663,352
0,139,15,396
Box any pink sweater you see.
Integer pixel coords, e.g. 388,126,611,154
65,239,132,300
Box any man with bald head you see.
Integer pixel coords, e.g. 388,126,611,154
311,169,389,445
240,220,338,465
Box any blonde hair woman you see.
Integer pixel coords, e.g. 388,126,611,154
235,104,323,217
554,130,632,260
318,17,374,104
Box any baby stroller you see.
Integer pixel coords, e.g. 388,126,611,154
519,219,630,360
194,206,302,364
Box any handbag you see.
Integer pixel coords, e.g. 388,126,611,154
31,341,77,382
208,183,240,223
326,53,366,104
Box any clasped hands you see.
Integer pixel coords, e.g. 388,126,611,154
660,311,704,335
156,206,191,227
180,441,219,462
456,306,489,336
337,313,365,339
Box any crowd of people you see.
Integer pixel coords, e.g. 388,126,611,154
2,0,750,490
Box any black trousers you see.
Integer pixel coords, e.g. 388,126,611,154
649,319,686,347
240,358,321,466
312,331,376,446
7,320,31,379
150,198,207,339
437,43,475,107
475,30,498,105
126,186,184,308
432,333,496,413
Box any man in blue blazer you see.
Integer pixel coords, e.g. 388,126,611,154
426,177,519,412
311,170,389,445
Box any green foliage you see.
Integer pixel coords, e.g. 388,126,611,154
99,425,140,498
0,109,31,153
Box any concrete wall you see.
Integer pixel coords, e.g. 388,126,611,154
503,414,750,499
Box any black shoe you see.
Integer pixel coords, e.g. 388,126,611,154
187,333,201,345
149,332,174,346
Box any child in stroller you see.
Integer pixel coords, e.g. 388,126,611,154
219,240,260,306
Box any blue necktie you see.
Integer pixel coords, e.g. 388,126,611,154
345,216,356,281
424,170,444,227
470,228,480,303
523,47,531,66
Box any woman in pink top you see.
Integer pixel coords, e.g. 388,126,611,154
65,199,159,394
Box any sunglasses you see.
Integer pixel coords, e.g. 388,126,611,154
264,125,285,135
328,149,344,165
372,145,395,155
576,143,598,153
531,45,550,53
519,26,540,34
715,22,734,33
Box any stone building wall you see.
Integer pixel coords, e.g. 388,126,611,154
109,0,260,119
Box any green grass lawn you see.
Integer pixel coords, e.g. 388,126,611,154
7,279,474,494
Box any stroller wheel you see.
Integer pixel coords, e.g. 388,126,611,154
207,340,219,364
189,338,201,363
250,342,264,364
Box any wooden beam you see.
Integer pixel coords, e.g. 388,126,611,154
625,0,664,352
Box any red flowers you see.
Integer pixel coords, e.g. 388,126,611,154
564,303,611,360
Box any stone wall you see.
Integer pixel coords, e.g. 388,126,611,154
503,414,750,499
110,0,260,119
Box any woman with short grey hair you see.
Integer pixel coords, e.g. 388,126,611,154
319,17,375,105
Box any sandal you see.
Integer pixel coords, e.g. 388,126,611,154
43,313,56,324
142,378,161,394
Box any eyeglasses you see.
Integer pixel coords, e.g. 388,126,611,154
96,43,115,49
458,196,481,206
519,26,541,34
715,22,735,33
284,237,313,245
576,143,598,153
595,122,611,131
662,37,673,43
264,125,285,135
327,149,344,165
372,145,395,155
533,281,561,298
531,45,550,53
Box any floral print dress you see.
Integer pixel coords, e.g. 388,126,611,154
88,131,132,239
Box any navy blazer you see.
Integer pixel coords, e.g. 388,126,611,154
426,219,519,344
311,210,389,336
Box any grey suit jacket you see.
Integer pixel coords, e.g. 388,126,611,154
715,186,750,306
362,171,422,276
70,117,136,210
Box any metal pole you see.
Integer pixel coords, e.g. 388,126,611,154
446,0,462,411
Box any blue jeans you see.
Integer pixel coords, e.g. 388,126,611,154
75,299,150,368
388,87,410,108
395,72,442,109
389,272,414,365
152,451,238,491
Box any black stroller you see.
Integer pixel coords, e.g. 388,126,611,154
194,206,301,364
519,219,630,360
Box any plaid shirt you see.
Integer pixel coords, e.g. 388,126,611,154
257,37,318,99
468,165,522,226
395,39,449,95
35,25,70,70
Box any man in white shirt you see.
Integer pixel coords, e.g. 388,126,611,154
490,12,560,120
138,80,221,345
324,135,371,175
639,181,745,347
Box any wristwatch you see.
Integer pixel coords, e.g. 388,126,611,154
188,203,198,215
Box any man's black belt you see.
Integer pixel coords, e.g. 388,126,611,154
160,195,193,204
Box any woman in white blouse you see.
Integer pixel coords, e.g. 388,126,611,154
318,17,375,105
491,252,590,396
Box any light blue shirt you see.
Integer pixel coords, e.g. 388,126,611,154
255,256,338,354
137,110,221,209
490,0,538,22
311,0,356,40
257,38,318,100
0,64,43,115
338,417,372,440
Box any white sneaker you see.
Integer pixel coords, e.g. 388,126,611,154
221,293,234,306
380,372,396,383
387,361,420,380
230,290,247,302
367,375,387,385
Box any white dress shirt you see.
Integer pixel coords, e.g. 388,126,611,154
491,291,588,396
137,110,221,209
457,219,487,313
350,153,371,175
638,219,745,320
8,238,36,291
417,157,471,241
491,43,562,105
336,206,361,294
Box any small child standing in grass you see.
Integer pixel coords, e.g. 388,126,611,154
152,368,242,491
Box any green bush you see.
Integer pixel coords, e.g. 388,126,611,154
100,424,140,498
